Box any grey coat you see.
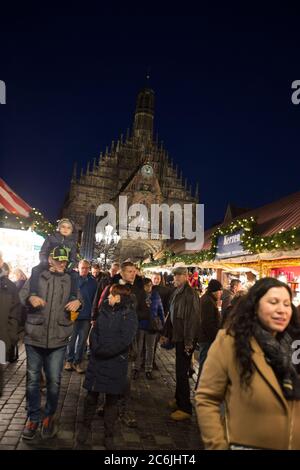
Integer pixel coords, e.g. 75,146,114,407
19,270,81,349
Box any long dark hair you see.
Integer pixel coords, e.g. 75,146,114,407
227,277,300,386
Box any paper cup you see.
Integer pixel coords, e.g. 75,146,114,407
70,311,79,321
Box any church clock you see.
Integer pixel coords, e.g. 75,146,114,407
141,164,154,178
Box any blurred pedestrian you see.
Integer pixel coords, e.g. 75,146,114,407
12,268,27,292
0,252,21,396
132,278,164,380
221,279,242,314
163,267,200,421
65,259,97,373
80,284,137,449
19,246,82,441
195,279,223,387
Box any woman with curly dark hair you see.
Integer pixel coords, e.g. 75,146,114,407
195,277,300,450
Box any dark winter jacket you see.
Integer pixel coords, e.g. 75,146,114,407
139,290,164,331
0,272,21,361
221,288,234,315
198,291,220,344
130,276,150,321
19,270,82,349
39,232,77,267
152,285,174,317
77,274,97,321
165,282,200,346
84,296,138,395
15,279,26,292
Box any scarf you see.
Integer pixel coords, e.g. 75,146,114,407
253,324,300,400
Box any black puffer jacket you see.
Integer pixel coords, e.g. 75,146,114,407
84,296,138,395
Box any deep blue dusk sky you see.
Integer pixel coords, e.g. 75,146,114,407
1,7,300,229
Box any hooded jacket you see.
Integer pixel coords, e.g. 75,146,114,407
19,269,81,349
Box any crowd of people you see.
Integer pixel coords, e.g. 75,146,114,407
0,217,300,450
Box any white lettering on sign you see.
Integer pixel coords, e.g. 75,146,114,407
223,233,241,246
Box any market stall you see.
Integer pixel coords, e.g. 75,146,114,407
0,178,54,277
0,227,44,277
221,249,300,305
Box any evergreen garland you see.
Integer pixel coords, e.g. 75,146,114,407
0,208,55,238
142,216,300,268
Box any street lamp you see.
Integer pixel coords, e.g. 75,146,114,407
95,223,120,269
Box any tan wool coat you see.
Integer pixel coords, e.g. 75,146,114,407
195,329,300,450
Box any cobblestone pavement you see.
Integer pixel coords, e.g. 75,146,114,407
0,344,203,451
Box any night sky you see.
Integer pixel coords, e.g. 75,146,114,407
1,7,300,229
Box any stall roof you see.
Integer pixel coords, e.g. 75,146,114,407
165,189,300,255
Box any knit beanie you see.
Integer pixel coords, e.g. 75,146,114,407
57,218,74,231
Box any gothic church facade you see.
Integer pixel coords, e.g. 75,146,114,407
61,86,198,262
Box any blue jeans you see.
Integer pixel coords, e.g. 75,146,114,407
195,342,212,389
66,320,91,364
25,344,66,422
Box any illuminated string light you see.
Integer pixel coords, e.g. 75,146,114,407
143,216,300,267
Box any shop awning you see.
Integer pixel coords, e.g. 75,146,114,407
0,178,32,217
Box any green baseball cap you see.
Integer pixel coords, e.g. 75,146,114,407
50,246,69,262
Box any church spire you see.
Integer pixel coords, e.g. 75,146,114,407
195,182,199,200
132,85,154,142
71,161,77,183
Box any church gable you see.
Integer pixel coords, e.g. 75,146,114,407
118,162,163,207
